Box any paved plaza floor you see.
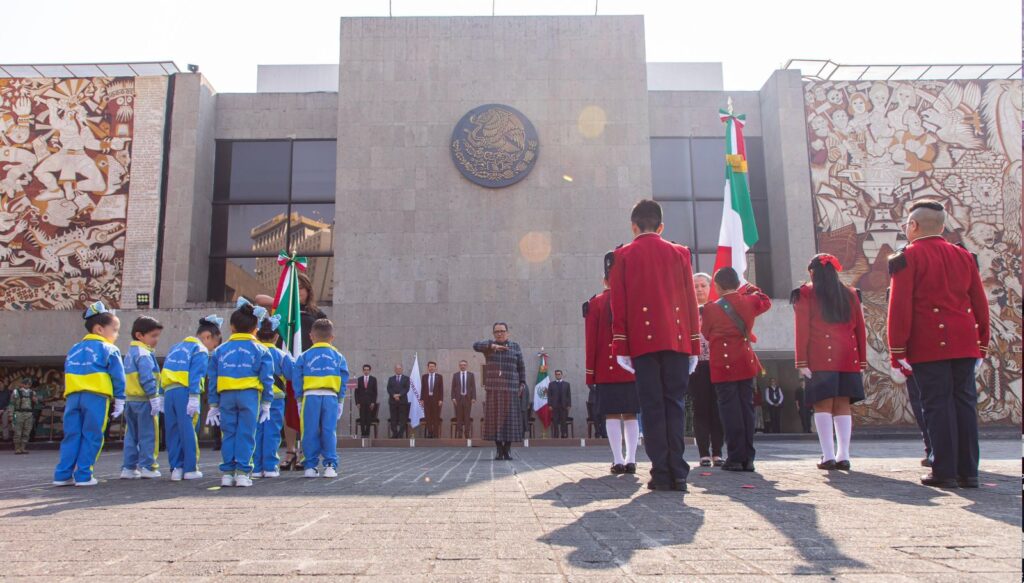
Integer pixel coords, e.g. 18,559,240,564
0,439,1018,582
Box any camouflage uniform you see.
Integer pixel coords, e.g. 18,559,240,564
9,386,37,454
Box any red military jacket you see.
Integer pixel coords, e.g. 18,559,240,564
701,285,772,383
608,233,701,358
584,289,636,385
792,283,867,373
887,235,990,364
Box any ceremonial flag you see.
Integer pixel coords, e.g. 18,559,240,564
407,354,425,429
272,251,308,359
711,106,759,299
532,349,552,430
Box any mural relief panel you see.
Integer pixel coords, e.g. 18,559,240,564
0,77,136,310
804,79,1022,425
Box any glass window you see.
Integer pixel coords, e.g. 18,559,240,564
659,200,695,248
292,141,337,201
227,141,292,201
694,201,723,253
212,204,289,255
651,138,692,200
286,204,335,255
691,138,726,200
750,199,771,252
745,138,767,200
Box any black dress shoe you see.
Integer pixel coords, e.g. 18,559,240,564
673,480,689,493
721,462,745,471
817,459,837,470
646,480,674,491
699,458,712,467
624,463,636,474
835,460,851,471
712,458,725,467
920,473,959,488
610,464,626,474
957,477,979,488
920,457,932,467
742,461,756,472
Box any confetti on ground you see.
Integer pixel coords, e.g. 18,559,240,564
700,472,712,476
741,485,755,489
207,486,221,491
983,483,998,487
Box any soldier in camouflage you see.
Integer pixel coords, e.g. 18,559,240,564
9,378,38,454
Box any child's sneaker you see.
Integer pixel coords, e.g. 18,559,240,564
220,474,235,487
170,469,184,481
183,471,204,480
75,478,99,487
53,478,74,487
304,467,319,478
139,468,162,479
252,471,264,478
263,470,280,478
323,466,338,478
234,474,253,487
120,468,141,480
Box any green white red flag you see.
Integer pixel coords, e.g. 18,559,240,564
711,108,759,299
272,251,308,359
533,349,552,430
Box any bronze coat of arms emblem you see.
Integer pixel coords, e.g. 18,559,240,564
450,104,539,188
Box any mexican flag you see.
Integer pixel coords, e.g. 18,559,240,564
532,350,552,431
407,354,425,429
272,251,308,359
711,108,759,298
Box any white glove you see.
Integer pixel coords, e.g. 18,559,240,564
975,358,983,372
258,402,271,424
337,400,345,418
798,367,813,380
890,359,913,384
688,355,699,375
616,355,635,374
111,398,125,419
186,395,200,416
149,396,163,416
205,406,221,426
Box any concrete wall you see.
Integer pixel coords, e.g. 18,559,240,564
646,63,723,91
332,15,653,435
257,64,339,94
648,90,761,137
216,92,339,140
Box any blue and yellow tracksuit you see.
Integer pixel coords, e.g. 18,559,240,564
209,333,274,475
293,343,349,469
160,337,208,474
122,341,162,472
254,342,293,474
55,334,126,483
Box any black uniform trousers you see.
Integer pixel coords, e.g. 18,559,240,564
915,358,979,479
389,401,409,438
715,378,756,466
551,407,569,438
357,402,375,437
633,350,690,485
688,361,723,458
905,375,933,461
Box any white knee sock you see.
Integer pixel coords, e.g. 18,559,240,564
834,415,852,462
623,419,640,464
814,412,835,461
605,418,624,465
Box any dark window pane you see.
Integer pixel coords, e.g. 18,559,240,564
651,138,692,200
292,141,337,201
745,138,767,200
228,141,291,201
694,201,723,253
209,257,274,303
752,252,774,295
660,201,695,248
690,138,726,200
750,199,771,252
286,204,335,256
213,204,289,254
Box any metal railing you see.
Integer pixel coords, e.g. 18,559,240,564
785,59,1021,82
0,61,180,78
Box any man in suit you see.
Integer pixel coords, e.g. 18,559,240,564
354,364,378,438
451,360,476,438
420,361,444,438
763,378,784,433
548,370,572,438
587,384,606,438
387,364,411,438
795,380,812,434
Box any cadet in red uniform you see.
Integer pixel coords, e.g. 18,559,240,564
792,254,867,471
609,200,700,492
701,267,772,472
887,200,990,489
585,251,641,475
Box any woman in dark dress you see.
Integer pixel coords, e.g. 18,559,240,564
689,272,725,467
473,322,527,460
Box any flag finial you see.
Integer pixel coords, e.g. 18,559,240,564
727,96,734,115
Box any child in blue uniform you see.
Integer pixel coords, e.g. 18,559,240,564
121,316,164,479
254,315,292,478
206,298,275,487
292,318,349,478
161,315,223,481
54,301,126,487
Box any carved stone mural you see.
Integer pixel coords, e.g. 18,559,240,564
803,79,1022,425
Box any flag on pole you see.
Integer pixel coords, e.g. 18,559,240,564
272,251,308,359
711,104,759,299
532,349,552,430
407,354,425,429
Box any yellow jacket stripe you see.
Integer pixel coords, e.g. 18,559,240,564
66,372,114,398
218,376,260,392
303,376,342,392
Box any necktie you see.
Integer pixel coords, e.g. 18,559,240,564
461,372,466,396
429,374,434,395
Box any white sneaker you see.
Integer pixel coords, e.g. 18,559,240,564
252,471,264,478
262,470,280,478
220,474,235,487
139,468,162,479
53,479,74,487
75,478,99,487
120,468,141,480
304,468,319,478
323,466,338,478
183,471,204,480
170,468,184,481
234,474,253,487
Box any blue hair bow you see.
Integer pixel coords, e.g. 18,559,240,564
267,314,282,331
201,314,224,328
83,301,112,319
235,296,268,323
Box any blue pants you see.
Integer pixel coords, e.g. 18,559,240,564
54,392,110,483
301,394,339,468
915,358,979,480
715,378,757,466
164,388,199,473
633,351,690,485
254,398,285,473
906,375,933,461
122,400,159,471
218,390,259,474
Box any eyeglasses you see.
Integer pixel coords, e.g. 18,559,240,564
493,329,508,335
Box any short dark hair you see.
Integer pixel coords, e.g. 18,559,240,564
230,304,260,333
255,318,279,342
603,251,615,279
84,312,117,334
630,199,662,233
554,369,563,374
310,318,334,340
362,364,372,371
427,361,437,367
197,317,222,338
492,322,509,332
131,316,163,340
910,199,944,212
713,266,741,291
459,359,468,364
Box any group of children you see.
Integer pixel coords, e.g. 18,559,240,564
53,298,349,488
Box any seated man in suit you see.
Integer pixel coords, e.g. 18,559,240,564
421,361,444,438
451,360,476,438
386,364,411,438
354,364,378,438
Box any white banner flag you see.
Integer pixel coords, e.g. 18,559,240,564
407,354,425,428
